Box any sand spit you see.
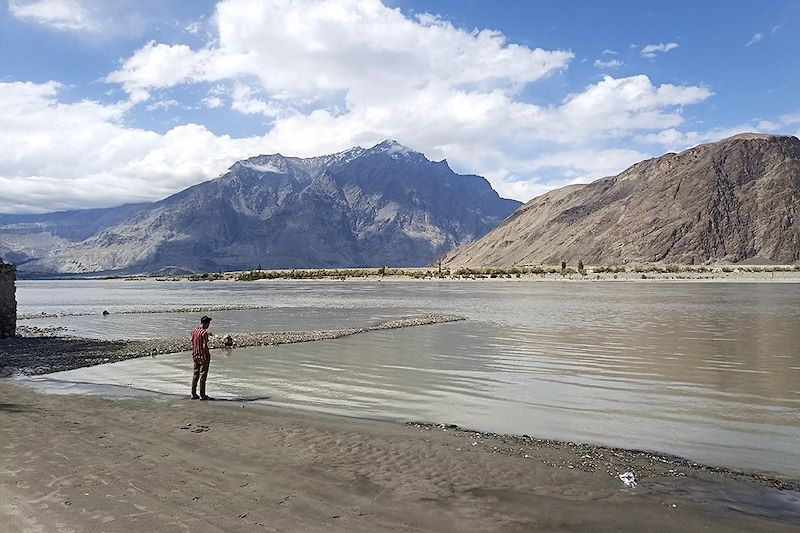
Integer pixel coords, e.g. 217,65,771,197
17,304,273,320
0,314,462,377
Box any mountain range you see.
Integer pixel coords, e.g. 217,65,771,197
1,141,521,275
442,134,800,267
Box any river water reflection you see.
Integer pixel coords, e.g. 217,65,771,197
16,279,800,477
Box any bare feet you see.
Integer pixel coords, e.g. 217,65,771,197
191,394,200,400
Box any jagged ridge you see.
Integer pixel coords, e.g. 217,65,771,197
14,141,520,274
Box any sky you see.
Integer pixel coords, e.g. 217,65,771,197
1,0,799,214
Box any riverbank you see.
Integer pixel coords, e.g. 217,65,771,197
1,381,797,532
0,314,462,377
86,264,800,283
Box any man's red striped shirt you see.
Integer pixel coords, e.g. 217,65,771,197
191,327,210,365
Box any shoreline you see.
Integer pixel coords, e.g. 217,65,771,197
16,264,800,283
11,372,800,492
1,381,798,532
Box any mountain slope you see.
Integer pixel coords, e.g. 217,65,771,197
0,203,152,266
20,141,520,274
442,134,800,267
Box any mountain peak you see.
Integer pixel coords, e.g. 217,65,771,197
723,132,791,142
366,139,424,161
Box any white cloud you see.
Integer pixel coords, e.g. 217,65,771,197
640,42,679,58
8,0,93,31
145,98,180,111
746,33,763,47
634,113,800,152
108,0,574,102
185,21,202,34
105,41,213,95
593,58,623,69
201,84,226,109
781,112,800,126
3,0,721,211
602,49,618,56
230,84,284,117
1,71,714,212
0,81,268,213
202,96,223,109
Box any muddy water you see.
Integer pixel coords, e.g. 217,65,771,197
16,279,800,477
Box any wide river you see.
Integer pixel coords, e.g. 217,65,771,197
14,279,800,478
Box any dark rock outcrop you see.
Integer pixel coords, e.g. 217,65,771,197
0,260,15,337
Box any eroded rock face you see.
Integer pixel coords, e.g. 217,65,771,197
16,141,520,274
0,261,16,337
443,134,800,267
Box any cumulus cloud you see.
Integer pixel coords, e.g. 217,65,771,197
8,0,94,31
0,81,268,213
3,0,719,212
107,0,574,102
1,71,713,212
640,42,679,58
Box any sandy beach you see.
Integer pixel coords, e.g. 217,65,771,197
2,382,799,533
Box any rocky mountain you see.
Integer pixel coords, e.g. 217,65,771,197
14,141,520,274
0,203,151,266
441,134,800,267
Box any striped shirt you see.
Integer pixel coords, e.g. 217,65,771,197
191,326,211,365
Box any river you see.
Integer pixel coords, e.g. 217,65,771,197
14,279,800,478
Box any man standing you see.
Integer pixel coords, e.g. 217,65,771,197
191,315,213,400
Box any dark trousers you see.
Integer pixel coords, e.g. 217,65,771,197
191,359,210,397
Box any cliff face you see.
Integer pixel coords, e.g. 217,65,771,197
17,141,520,274
442,134,800,267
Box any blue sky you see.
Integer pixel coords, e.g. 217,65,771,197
1,0,798,213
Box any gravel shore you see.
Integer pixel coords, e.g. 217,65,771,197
0,314,462,377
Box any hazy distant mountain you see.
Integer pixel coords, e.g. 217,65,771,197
442,134,800,267
0,204,151,266
14,141,520,274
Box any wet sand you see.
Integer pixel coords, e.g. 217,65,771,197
1,382,798,532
